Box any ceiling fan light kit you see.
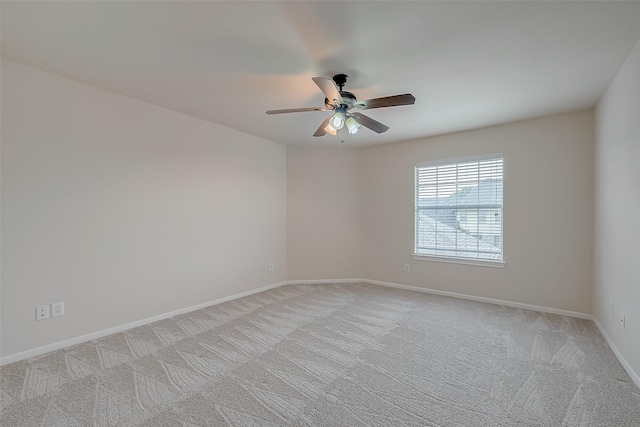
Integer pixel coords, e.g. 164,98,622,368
266,73,415,138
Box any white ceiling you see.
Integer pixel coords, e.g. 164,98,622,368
3,1,640,147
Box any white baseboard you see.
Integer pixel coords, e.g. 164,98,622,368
0,281,287,366
288,277,591,319
591,316,640,390
285,278,363,285
363,278,593,319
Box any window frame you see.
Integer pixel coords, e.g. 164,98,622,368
413,154,505,268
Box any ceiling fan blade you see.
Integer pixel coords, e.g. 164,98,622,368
312,77,343,105
313,115,332,137
352,94,415,111
350,112,389,134
266,107,328,115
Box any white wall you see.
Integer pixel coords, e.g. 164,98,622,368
287,147,363,280
594,40,640,377
1,60,286,358
362,111,594,314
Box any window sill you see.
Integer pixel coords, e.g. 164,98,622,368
412,254,506,268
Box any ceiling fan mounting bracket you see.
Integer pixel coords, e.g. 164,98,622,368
333,73,349,91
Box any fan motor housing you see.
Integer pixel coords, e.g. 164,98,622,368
325,91,357,110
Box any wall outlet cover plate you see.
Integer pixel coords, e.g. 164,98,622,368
51,302,65,317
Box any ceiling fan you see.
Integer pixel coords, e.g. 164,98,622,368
266,74,415,137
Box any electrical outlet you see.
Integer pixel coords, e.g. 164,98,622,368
51,301,65,317
404,264,410,272
36,305,50,321
268,262,274,272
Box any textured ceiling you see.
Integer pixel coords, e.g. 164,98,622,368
3,1,640,147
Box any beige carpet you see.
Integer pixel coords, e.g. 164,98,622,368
1,282,639,426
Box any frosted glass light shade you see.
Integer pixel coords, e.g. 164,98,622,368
345,117,360,134
329,111,345,129
324,123,337,135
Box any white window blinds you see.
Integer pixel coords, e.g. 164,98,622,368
415,155,503,262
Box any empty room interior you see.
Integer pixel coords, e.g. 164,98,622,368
1,1,639,426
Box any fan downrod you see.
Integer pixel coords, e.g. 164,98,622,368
333,74,349,91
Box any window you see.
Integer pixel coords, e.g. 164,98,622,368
415,154,503,263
